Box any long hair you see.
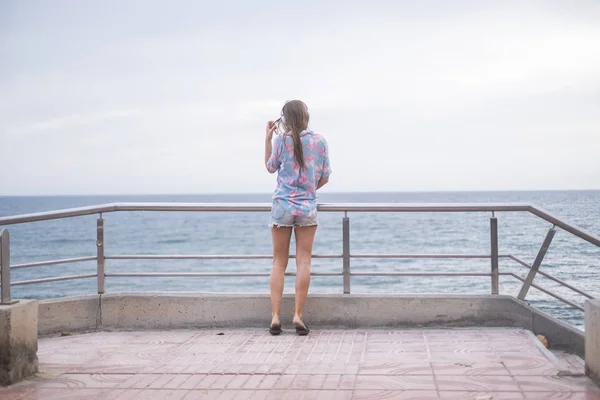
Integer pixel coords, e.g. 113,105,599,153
282,100,309,169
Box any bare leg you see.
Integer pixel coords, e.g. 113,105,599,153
293,225,317,329
270,226,292,328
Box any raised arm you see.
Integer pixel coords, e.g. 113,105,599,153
264,121,280,173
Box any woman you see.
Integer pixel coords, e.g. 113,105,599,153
264,100,331,336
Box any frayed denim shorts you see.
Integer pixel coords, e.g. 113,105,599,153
269,200,318,228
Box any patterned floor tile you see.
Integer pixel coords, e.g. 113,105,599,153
552,351,587,376
0,386,32,400
133,389,191,399
432,361,510,376
354,375,436,391
20,388,111,399
27,373,130,389
3,328,597,399
315,391,354,400
181,390,221,399
359,361,433,375
428,352,501,363
522,393,600,400
104,389,144,400
353,390,440,399
435,375,521,392
515,376,600,392
438,392,524,400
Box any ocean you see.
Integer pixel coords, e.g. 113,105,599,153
1,191,598,331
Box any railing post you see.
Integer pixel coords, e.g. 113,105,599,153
490,215,499,295
97,216,105,294
1,229,18,305
342,213,350,294
518,226,556,300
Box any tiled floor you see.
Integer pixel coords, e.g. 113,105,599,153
1,328,598,399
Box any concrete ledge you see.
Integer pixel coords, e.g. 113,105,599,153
38,295,100,336
0,300,38,386
585,299,600,385
529,303,585,357
99,293,533,330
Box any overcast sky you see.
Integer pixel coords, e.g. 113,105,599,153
1,0,599,195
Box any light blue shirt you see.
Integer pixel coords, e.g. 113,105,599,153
267,130,331,217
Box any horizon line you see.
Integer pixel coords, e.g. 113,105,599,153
1,188,600,197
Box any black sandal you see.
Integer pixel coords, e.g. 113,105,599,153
294,323,310,336
269,324,282,335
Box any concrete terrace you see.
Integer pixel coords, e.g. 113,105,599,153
1,328,599,400
2,203,600,399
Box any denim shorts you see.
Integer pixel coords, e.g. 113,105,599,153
269,201,318,228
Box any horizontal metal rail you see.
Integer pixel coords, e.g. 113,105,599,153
351,272,493,277
1,202,597,248
12,273,97,286
104,253,504,261
105,272,342,278
12,256,97,270
104,271,504,279
2,253,536,269
507,255,594,300
508,273,584,312
0,204,117,225
5,253,512,269
106,254,341,260
351,254,509,259
0,202,529,225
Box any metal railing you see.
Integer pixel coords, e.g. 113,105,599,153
0,203,598,313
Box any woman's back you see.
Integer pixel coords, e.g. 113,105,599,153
267,130,331,217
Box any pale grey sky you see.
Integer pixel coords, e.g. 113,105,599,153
1,0,599,195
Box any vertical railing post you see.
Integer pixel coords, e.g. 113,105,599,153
342,212,350,294
97,215,105,294
490,214,499,295
518,226,556,301
0,229,17,305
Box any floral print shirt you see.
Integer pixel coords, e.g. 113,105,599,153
266,130,331,217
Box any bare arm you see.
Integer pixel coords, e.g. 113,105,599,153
264,121,278,173
317,138,331,189
317,176,329,189
264,137,273,171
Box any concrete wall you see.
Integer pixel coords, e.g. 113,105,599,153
38,295,100,336
99,293,527,330
35,292,584,358
39,293,530,332
529,304,585,357
0,300,38,386
585,299,600,385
